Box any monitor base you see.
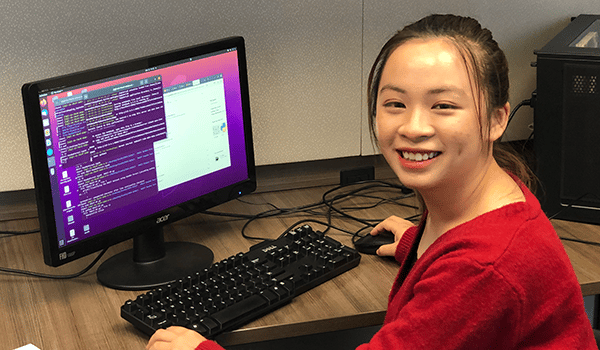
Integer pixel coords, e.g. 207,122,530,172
97,241,214,290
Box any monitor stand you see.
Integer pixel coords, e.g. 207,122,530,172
96,226,214,290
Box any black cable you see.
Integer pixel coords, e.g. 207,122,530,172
350,224,378,245
548,192,600,221
559,236,600,247
286,181,418,241
0,228,40,237
338,193,418,211
500,94,600,248
0,214,106,278
0,180,417,280
521,130,534,153
202,180,417,241
0,180,420,279
0,248,108,279
275,218,359,240
321,181,414,227
502,98,532,142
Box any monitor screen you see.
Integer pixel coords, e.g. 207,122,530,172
22,36,256,290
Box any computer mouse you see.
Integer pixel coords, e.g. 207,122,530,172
354,231,396,255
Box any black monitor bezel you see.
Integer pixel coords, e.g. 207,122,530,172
22,36,256,267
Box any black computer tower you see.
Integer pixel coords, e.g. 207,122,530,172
534,14,600,224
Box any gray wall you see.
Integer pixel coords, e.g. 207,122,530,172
2,0,599,192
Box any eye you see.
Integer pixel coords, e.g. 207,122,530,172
432,103,457,110
383,101,405,109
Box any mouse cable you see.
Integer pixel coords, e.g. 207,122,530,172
0,247,108,280
350,225,376,244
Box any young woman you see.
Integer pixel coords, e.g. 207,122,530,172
147,14,596,350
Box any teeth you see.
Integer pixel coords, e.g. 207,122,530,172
402,151,439,161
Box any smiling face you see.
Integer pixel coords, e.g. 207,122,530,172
376,37,503,193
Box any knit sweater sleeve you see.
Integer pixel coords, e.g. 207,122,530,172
357,255,522,350
195,340,225,350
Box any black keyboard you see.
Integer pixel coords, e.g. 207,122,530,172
121,225,361,338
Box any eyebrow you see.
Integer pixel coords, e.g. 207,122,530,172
379,84,406,94
379,84,466,97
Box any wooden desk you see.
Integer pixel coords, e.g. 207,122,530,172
1,185,599,349
552,219,600,297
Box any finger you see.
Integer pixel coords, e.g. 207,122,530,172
371,218,396,236
165,326,190,335
371,216,415,238
376,242,398,257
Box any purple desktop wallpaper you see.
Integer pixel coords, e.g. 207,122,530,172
40,50,249,247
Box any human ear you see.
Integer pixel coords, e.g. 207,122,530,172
489,102,510,142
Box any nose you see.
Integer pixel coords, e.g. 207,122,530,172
398,107,434,142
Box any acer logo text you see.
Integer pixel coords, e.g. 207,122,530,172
156,214,170,224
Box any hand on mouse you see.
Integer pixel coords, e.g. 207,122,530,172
371,216,416,257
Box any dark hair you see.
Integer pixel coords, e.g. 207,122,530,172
367,14,536,191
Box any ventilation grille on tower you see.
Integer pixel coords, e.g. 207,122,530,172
571,74,597,94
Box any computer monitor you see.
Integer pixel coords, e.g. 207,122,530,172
21,36,256,290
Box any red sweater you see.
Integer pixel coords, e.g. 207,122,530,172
356,180,596,349
195,180,596,350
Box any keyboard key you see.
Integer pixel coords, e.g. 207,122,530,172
199,317,220,335
259,289,279,305
212,295,267,328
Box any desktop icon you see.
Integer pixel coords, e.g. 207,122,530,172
39,98,47,107
46,149,53,156
41,109,48,117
